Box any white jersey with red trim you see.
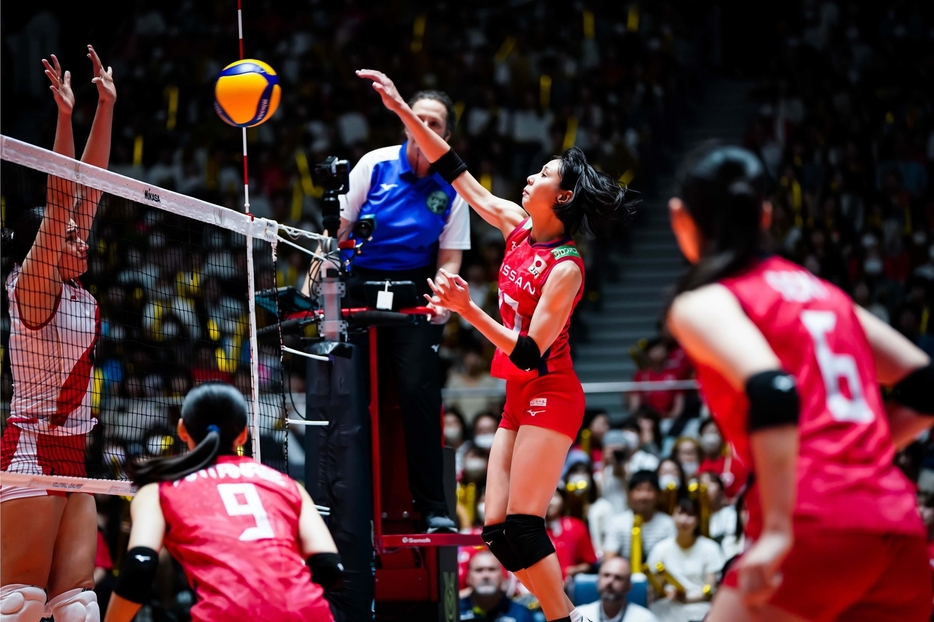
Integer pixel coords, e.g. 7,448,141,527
5,267,99,435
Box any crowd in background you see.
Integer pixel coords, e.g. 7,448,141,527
2,0,934,620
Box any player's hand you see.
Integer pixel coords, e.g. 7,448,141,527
425,269,472,315
43,54,74,114
356,69,405,113
428,303,451,325
88,45,116,104
735,529,791,607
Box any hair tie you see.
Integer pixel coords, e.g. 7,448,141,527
207,425,221,435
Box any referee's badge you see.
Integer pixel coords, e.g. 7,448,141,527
528,255,547,277
425,191,449,214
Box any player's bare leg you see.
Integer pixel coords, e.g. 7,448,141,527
708,586,810,622
46,493,98,621
506,425,576,621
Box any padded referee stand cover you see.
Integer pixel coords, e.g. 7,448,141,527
304,341,373,622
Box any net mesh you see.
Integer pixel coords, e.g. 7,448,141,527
0,136,287,494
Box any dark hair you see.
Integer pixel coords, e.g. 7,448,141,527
443,404,470,441
674,496,700,517
128,382,248,486
671,141,767,296
658,457,687,492
627,469,660,492
553,147,639,236
2,208,46,265
409,90,456,139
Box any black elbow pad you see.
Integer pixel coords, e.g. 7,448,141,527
509,335,542,371
113,546,159,604
746,370,800,432
891,363,934,415
307,552,344,593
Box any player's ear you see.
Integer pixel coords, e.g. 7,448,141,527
234,426,249,450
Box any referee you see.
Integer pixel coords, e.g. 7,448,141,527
336,89,469,532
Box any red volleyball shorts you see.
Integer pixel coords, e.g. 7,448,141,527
500,367,585,440
722,530,932,622
1,425,86,502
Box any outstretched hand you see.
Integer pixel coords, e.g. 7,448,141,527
43,54,74,114
356,69,406,114
88,45,116,104
425,269,472,315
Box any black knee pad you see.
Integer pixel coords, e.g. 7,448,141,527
481,522,524,572
503,514,555,569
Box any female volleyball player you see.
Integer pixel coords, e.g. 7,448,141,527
358,69,635,622
104,382,340,622
1,46,115,622
664,142,933,621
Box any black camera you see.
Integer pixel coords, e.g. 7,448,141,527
353,214,376,239
313,156,350,193
314,155,351,237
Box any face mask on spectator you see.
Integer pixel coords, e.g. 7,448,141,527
861,233,878,249
700,432,722,455
473,433,495,450
444,427,463,446
682,460,699,478
464,458,488,480
864,258,883,275
912,231,927,246
659,474,680,490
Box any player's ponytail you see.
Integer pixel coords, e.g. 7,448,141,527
670,141,766,296
128,382,248,486
553,147,639,236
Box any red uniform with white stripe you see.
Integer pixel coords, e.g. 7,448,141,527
2,267,100,501
493,219,586,439
695,256,929,621
158,455,333,622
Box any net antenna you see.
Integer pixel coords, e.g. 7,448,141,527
0,135,279,493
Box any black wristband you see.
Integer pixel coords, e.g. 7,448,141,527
891,362,934,415
746,370,799,432
307,552,344,593
430,148,468,184
113,546,159,604
509,335,542,372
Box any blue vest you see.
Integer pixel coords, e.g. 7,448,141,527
348,143,456,271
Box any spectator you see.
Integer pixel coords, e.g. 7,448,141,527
719,491,747,564
656,458,688,516
627,338,685,423
671,437,702,481
577,558,659,622
460,551,535,622
698,471,736,544
470,410,500,452
443,405,470,478
461,445,490,486
696,419,747,499
604,470,677,562
581,409,611,470
545,489,598,580
445,348,505,422
646,498,724,622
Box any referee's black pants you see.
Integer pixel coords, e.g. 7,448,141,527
346,267,448,515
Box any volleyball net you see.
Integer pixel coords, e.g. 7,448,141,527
0,135,289,496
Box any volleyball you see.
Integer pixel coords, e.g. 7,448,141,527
213,59,281,127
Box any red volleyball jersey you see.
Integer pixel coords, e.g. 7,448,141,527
158,456,332,622
490,219,585,380
692,256,923,540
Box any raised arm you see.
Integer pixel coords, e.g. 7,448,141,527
17,55,79,325
356,69,526,239
667,284,796,606
73,45,116,242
